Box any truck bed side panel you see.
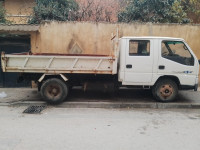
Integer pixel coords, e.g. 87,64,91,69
1,54,117,75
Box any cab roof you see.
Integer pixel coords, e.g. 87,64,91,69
121,36,184,41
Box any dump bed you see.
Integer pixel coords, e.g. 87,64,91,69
1,52,118,75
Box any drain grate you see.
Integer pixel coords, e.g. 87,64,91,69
23,105,46,114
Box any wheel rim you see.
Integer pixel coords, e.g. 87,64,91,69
46,84,61,99
159,84,173,99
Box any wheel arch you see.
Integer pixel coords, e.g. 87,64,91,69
38,74,68,91
155,75,180,88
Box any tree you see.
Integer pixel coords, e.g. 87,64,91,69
76,0,118,22
29,0,79,24
118,0,190,23
181,0,200,23
0,2,7,24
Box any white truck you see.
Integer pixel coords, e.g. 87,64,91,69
1,37,199,104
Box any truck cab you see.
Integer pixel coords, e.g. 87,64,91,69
119,37,199,102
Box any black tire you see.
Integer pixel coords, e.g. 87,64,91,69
152,79,178,102
41,78,69,104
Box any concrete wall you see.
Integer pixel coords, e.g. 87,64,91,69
31,22,200,59
4,0,35,24
31,22,118,56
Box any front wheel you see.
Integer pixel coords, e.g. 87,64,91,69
41,78,69,104
152,79,178,102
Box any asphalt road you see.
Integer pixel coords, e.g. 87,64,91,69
0,106,200,150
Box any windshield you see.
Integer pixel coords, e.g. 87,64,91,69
161,41,194,66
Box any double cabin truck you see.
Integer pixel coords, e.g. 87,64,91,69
1,37,199,104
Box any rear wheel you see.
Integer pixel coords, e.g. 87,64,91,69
41,78,69,104
152,79,178,102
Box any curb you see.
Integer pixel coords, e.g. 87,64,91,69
0,103,10,106
4,101,200,109
59,102,200,109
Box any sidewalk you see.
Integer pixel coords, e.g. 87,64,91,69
0,88,200,109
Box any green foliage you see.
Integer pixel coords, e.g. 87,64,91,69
181,0,200,23
29,0,79,24
118,0,190,23
0,2,6,24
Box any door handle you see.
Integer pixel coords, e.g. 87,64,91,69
126,64,132,69
159,65,165,70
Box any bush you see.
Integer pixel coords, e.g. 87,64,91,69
118,0,190,23
29,0,79,24
0,2,7,24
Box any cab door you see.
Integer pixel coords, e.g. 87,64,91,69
124,39,154,84
157,40,197,86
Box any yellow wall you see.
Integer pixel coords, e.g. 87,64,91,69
31,22,118,56
4,0,35,24
31,22,200,59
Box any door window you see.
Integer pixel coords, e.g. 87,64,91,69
161,41,194,66
129,40,150,56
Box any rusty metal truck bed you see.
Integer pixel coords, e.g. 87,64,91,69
1,52,117,75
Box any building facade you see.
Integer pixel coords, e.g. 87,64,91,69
1,0,35,24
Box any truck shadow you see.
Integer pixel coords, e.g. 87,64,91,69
67,87,200,103
68,88,155,103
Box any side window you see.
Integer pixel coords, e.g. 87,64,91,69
161,41,194,66
129,40,150,56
